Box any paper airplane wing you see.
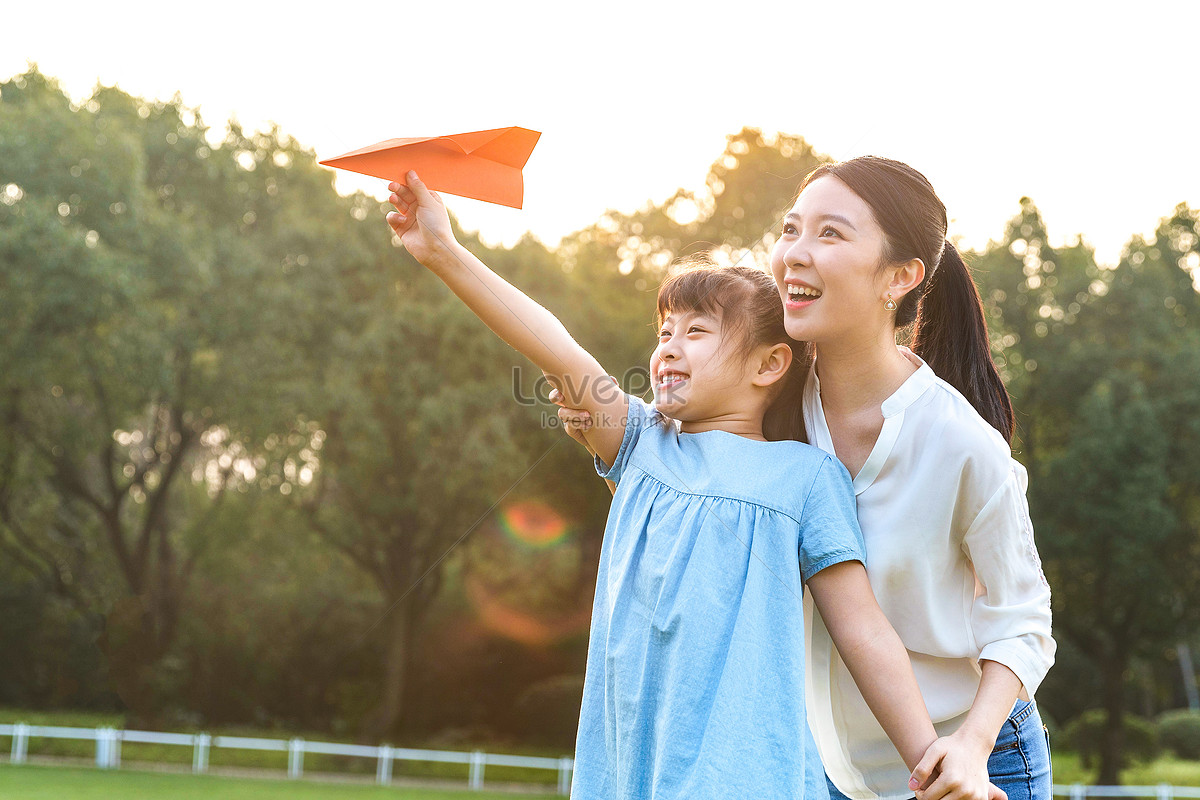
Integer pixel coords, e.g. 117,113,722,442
319,126,541,209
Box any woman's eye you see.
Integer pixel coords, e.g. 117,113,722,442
781,223,797,235
820,226,842,239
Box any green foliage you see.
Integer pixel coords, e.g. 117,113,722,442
1064,710,1160,768
512,674,586,748
1158,710,1200,760
4,64,1200,765
974,196,1200,782
0,65,381,722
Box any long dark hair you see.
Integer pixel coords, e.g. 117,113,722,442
656,259,810,442
799,157,1014,442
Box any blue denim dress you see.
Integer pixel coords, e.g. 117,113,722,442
571,395,866,800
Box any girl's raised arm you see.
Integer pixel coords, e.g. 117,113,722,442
386,172,627,467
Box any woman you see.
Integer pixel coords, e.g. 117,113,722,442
552,156,1054,800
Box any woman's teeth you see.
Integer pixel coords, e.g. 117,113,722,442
788,284,821,299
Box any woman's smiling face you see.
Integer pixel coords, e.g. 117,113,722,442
770,175,894,346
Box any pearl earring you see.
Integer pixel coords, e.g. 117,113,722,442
884,293,898,311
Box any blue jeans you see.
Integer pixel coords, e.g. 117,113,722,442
825,699,1052,800
989,699,1052,800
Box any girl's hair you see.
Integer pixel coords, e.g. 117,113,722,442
656,258,810,442
799,157,1015,442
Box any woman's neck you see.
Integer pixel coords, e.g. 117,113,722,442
814,332,916,416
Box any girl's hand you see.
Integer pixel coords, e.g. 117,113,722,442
910,730,1004,800
548,387,597,457
385,171,457,270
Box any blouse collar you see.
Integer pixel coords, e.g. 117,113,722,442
809,346,936,416
807,346,938,495
880,346,937,418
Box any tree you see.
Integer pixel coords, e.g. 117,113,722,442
0,68,366,723
976,201,1200,782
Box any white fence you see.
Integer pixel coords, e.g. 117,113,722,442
0,722,573,794
4,724,1200,799
1056,788,1200,800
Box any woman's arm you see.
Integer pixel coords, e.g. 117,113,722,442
387,173,627,466
910,662,1022,800
911,463,1052,800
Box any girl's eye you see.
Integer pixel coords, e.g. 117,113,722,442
781,222,797,235
658,329,671,338
820,226,842,239
688,326,705,334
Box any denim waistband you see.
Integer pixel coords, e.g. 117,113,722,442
1009,698,1038,727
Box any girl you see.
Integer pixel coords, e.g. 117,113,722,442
385,171,950,800
554,156,1054,800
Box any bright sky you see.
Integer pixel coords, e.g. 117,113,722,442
6,0,1198,266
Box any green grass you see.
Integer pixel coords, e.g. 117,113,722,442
13,707,1200,791
0,708,566,786
1052,752,1200,786
0,763,556,799
4,753,1200,799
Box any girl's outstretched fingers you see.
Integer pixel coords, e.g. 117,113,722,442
404,170,443,206
387,180,417,202
386,210,411,235
383,171,455,267
388,192,410,215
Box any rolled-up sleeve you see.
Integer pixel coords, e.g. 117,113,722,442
962,462,1056,695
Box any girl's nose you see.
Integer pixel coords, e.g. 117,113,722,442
656,339,680,361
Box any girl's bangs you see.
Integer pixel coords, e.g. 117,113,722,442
656,268,735,323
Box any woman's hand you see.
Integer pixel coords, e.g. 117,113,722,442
548,386,597,457
385,171,457,270
910,729,1004,800
548,385,617,495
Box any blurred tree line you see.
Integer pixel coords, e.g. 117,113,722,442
1,68,1199,782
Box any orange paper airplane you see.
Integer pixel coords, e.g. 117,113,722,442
319,126,541,209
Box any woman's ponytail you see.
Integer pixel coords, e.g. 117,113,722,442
912,241,1014,442
802,157,1016,443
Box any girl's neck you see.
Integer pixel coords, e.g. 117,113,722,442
814,332,916,416
677,410,768,441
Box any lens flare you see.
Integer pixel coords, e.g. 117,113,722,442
466,574,591,647
497,500,572,548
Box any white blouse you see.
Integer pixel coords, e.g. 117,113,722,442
803,348,1055,800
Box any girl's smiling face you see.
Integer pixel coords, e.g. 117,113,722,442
770,176,895,346
650,307,753,421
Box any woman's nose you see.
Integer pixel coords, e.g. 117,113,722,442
784,236,811,268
